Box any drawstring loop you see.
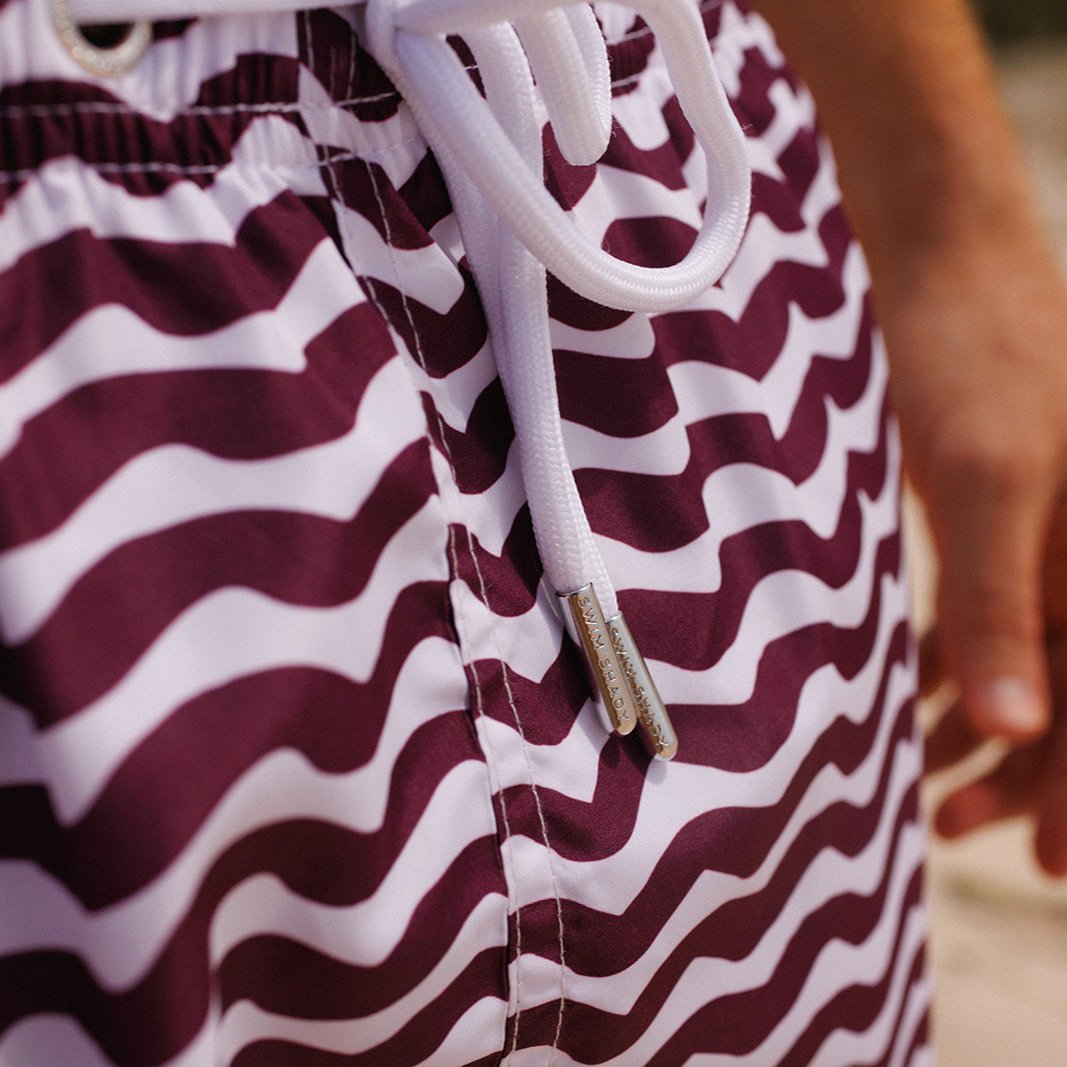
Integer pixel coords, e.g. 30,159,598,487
366,0,750,312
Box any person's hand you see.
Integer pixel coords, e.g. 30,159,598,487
878,226,1067,875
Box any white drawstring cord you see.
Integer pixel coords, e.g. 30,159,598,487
513,7,611,166
369,0,749,313
364,0,750,757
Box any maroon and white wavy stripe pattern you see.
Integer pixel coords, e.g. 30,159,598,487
0,0,931,1063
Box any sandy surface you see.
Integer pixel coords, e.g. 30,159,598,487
914,40,1067,1066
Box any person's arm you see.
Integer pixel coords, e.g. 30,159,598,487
751,0,1067,873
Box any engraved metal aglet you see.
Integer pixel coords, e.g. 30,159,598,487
605,612,679,761
559,584,637,736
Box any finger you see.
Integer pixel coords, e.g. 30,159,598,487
924,700,983,775
931,445,1054,740
933,743,1042,839
917,626,946,697
1034,641,1067,875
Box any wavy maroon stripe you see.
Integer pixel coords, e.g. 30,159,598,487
217,839,505,1018
0,842,504,1064
519,830,923,1063
228,951,504,1066
0,194,327,386
433,377,515,496
514,687,915,978
0,302,396,551
359,271,487,380
474,527,904,755
576,337,882,554
2,692,470,907
5,440,435,720
779,937,928,1066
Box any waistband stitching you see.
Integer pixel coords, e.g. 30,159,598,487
0,94,400,119
0,148,416,182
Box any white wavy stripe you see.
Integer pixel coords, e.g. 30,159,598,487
297,75,428,190
444,578,562,692
562,241,873,480
474,491,909,807
0,239,360,457
215,894,506,1060
503,952,572,1032
0,355,422,643
710,0,782,100
654,469,903,707
597,343,892,593
554,161,707,270
212,995,507,1064
556,726,921,1016
608,59,678,151
477,402,901,697
341,202,468,317
212,869,503,978
125,16,300,118
745,79,821,184
35,498,449,822
0,1015,116,1067
810,898,930,1067
508,656,916,918
676,861,926,1067
0,747,489,989
0,116,325,276
415,337,500,435
891,972,934,1067
548,312,655,360
508,1047,581,1067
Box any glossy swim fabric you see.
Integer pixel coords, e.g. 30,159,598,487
0,1,931,1063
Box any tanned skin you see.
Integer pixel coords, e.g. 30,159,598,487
752,0,1067,874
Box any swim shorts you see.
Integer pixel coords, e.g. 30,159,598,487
0,0,931,1062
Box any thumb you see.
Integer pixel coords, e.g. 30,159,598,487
932,454,1053,741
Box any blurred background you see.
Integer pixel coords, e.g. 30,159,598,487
974,0,1067,42
920,4,1067,1063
